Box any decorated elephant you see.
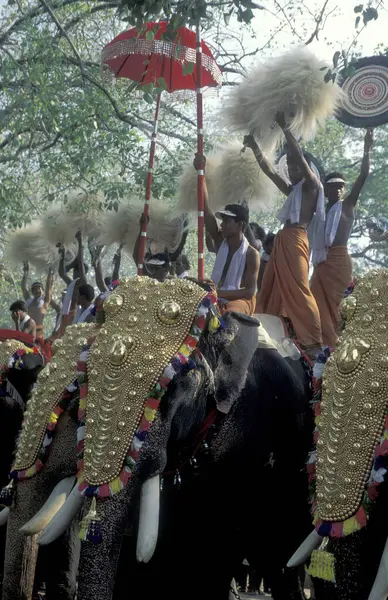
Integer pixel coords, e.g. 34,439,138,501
0,332,46,595
288,269,388,600
1,276,314,600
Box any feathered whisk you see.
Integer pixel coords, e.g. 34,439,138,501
41,191,104,247
224,46,344,152
178,142,277,212
6,222,76,272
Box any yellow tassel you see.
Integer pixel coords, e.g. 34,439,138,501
209,315,220,333
307,547,335,583
343,516,361,536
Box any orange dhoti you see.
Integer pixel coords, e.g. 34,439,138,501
220,296,256,316
310,245,352,348
257,227,322,347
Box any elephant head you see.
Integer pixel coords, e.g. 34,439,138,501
2,276,260,600
288,269,388,600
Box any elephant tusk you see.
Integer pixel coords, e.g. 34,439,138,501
368,537,388,600
0,507,10,526
287,530,323,568
20,476,75,535
38,484,84,546
136,475,160,563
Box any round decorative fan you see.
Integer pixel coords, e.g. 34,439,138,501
337,56,388,128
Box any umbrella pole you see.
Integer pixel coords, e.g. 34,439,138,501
195,22,205,282
137,92,161,276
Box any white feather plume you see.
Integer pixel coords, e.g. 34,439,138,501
178,154,222,213
224,46,344,152
6,222,76,272
41,191,104,247
99,198,186,256
178,143,277,212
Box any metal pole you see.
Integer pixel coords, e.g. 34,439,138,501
137,92,161,276
195,22,205,281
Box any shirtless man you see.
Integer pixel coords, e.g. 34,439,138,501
21,262,56,338
245,111,323,354
310,128,374,347
195,154,260,316
9,300,36,338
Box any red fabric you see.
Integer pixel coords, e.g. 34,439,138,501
102,21,221,91
0,329,34,346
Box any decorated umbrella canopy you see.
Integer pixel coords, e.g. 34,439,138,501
102,21,222,279
336,55,388,128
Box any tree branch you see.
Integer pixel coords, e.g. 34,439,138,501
305,0,330,45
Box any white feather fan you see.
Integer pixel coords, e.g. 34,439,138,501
41,191,104,247
6,222,76,272
213,142,277,210
224,46,344,152
178,143,277,212
99,197,187,256
178,154,222,213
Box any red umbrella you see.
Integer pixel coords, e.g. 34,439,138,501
102,21,222,279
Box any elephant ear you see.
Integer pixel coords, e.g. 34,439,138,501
214,313,259,414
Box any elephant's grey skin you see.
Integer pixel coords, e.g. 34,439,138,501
2,410,80,600
112,348,313,600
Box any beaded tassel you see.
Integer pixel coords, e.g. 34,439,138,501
0,480,15,507
79,497,102,544
307,538,335,583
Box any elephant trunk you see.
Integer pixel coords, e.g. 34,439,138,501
287,530,323,567
38,484,84,546
136,475,160,563
368,537,388,600
20,476,75,535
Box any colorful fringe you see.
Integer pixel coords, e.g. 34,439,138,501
76,289,220,500
9,347,89,482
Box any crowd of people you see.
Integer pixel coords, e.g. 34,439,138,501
7,112,374,365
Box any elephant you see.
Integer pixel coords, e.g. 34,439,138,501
288,268,388,600
0,333,46,595
1,276,314,600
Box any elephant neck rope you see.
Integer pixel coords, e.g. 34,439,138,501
309,269,388,541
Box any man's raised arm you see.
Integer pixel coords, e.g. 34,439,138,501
193,153,223,252
21,262,30,301
275,112,320,188
243,134,291,196
43,268,54,309
346,127,374,207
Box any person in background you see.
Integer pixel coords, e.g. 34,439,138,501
72,284,95,324
92,244,123,293
174,254,191,279
21,262,57,338
249,222,266,251
9,300,36,337
257,232,275,292
133,215,171,282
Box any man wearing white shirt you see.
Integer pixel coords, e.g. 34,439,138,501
72,284,96,325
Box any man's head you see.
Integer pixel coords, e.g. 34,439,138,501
287,152,311,185
77,284,95,307
175,254,190,276
324,172,346,203
31,281,43,299
263,232,275,255
250,222,266,243
215,204,249,240
144,253,171,282
10,300,27,321
104,276,112,288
